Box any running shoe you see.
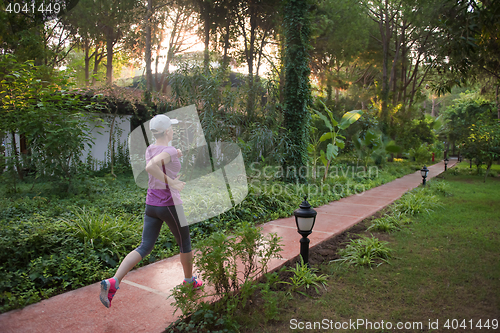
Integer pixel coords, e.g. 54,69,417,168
100,278,119,308
183,276,203,289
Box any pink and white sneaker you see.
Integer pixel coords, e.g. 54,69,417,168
100,278,119,308
183,276,203,289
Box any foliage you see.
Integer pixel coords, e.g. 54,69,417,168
392,188,441,216
193,222,282,298
443,93,496,144
166,305,238,333
398,117,438,152
0,54,103,192
313,101,363,179
280,256,328,296
333,235,393,268
309,0,370,104
353,128,401,167
432,0,500,94
367,212,411,233
282,0,313,182
168,223,283,332
461,121,500,181
61,207,142,263
368,179,451,233
407,143,433,164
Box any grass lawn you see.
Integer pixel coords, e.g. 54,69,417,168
239,163,500,332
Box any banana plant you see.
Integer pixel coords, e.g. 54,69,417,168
353,129,401,167
314,101,363,181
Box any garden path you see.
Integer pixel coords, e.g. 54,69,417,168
0,159,457,333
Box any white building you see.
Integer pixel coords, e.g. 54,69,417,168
2,113,132,172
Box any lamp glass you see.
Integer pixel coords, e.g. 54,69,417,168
421,169,426,177
297,216,314,232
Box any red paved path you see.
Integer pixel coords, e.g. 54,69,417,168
0,160,456,333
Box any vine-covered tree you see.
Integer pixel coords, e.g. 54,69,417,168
282,0,312,182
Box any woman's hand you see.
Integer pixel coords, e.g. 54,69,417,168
168,175,186,191
176,149,183,157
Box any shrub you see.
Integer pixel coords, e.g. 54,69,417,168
367,212,411,232
280,256,328,296
61,207,142,265
168,223,283,330
392,189,441,216
333,235,393,267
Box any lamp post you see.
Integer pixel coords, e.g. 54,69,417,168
421,165,429,186
294,196,317,266
444,157,449,171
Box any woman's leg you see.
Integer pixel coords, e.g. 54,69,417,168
100,208,166,307
180,251,193,279
152,205,196,281
113,250,142,283
115,211,164,283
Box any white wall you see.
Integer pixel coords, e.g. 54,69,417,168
2,113,131,171
82,113,131,168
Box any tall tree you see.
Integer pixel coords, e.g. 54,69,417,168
310,0,370,106
62,0,108,86
157,1,197,91
432,0,500,118
95,0,141,85
235,0,279,121
282,0,312,183
1,0,80,66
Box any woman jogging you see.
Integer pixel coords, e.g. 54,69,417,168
100,114,202,308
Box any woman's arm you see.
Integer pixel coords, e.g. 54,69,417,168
145,151,185,191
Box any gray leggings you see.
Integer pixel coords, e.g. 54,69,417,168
134,205,192,258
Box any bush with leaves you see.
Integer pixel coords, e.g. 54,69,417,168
460,121,500,181
443,92,496,145
392,188,441,216
333,235,393,268
194,222,282,299
313,101,363,180
367,212,411,233
280,256,328,296
168,222,282,331
0,54,103,193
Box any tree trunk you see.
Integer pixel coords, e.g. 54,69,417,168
10,132,23,181
84,38,90,87
380,2,391,134
282,0,311,183
203,8,210,72
484,160,492,182
91,44,104,86
222,18,231,68
145,0,153,92
326,72,333,104
256,28,269,77
400,23,406,107
106,34,114,85
497,85,500,120
246,0,256,122
108,114,117,178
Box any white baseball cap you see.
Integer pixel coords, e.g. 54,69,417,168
149,114,179,133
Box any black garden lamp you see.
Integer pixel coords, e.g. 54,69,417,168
444,157,449,171
294,196,317,266
421,165,429,186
